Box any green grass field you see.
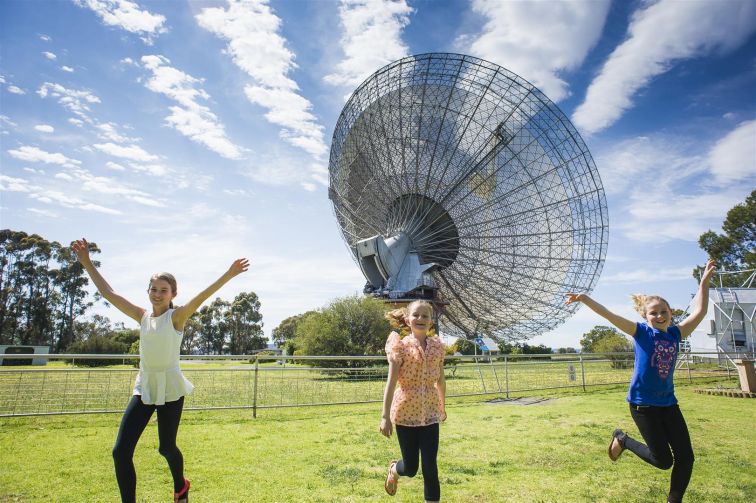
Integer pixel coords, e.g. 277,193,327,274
1,386,753,502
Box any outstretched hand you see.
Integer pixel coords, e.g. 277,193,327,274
701,259,716,284
228,258,250,277
565,293,585,305
71,238,91,262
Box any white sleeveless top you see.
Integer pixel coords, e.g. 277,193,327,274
133,309,194,405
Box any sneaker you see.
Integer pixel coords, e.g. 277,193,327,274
608,429,626,461
174,478,190,503
384,460,398,496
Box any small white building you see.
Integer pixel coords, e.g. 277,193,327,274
687,288,756,360
0,345,49,366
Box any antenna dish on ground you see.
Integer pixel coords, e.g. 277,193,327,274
328,53,608,341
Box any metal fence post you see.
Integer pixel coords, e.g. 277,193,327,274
252,355,259,418
579,355,586,392
490,359,502,393
504,356,509,399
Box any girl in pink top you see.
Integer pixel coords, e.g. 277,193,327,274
380,300,446,502
73,238,249,503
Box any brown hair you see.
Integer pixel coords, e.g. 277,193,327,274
631,294,671,317
385,300,435,336
148,272,177,309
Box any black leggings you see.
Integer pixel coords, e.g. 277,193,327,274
395,423,440,501
625,404,694,503
112,395,186,503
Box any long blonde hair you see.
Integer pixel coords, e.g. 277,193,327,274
631,294,671,317
385,300,436,337
149,272,177,309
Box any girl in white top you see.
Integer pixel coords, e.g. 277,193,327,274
72,238,249,503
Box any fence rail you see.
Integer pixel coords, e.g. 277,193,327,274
0,352,741,417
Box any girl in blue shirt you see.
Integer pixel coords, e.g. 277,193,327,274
566,259,714,503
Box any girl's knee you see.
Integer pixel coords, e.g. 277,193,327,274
158,444,180,459
112,443,132,462
398,461,419,478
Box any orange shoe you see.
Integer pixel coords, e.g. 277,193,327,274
384,460,398,496
174,478,190,503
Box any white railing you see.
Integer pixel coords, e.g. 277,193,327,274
0,352,739,417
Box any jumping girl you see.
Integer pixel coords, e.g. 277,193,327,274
380,300,447,503
72,238,249,503
566,259,715,503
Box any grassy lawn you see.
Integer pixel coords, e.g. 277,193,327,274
0,386,753,502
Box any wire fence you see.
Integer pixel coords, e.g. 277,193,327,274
0,352,741,417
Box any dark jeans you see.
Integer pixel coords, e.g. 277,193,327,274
625,403,694,503
112,395,185,503
396,423,440,501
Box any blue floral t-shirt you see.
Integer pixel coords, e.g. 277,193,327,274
627,322,681,406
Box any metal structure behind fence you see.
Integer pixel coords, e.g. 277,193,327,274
0,352,738,417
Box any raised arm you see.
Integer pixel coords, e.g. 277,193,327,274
171,258,249,330
379,358,400,438
678,259,715,338
71,239,144,323
566,293,636,336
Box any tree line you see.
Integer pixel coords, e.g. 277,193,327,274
0,230,265,355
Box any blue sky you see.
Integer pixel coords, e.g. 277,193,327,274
1,0,754,350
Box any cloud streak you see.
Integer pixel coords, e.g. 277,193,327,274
324,0,412,89
37,82,101,122
573,0,756,134
463,0,610,102
7,145,81,167
140,54,246,160
74,0,167,43
196,0,328,168
708,120,756,185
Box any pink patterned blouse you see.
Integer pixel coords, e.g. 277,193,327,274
385,331,445,427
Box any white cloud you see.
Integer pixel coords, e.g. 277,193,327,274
74,0,167,43
30,190,122,215
39,34,51,42
573,0,756,134
708,120,756,185
463,0,610,102
43,51,57,60
93,142,159,162
594,135,707,195
0,115,18,127
324,0,412,88
95,122,138,143
61,65,75,73
601,267,693,284
8,86,26,95
7,145,81,167
28,207,59,218
105,161,126,171
68,118,85,127
196,0,327,161
34,124,55,133
243,154,328,190
140,54,246,160
127,162,169,177
619,189,747,242
0,174,33,193
65,167,167,207
0,174,121,215
38,82,100,122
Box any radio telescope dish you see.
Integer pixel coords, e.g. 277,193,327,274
328,53,608,341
